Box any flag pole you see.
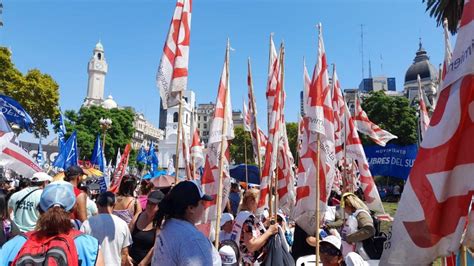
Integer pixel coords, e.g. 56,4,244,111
244,132,249,184
214,39,230,248
175,90,184,184
275,43,286,219
315,134,321,263
247,58,263,178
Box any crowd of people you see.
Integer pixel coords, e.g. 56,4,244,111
0,165,380,266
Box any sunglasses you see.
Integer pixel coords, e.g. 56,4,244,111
319,244,341,257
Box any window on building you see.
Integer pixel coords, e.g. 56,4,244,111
98,53,102,60
204,124,207,129
198,115,201,121
183,97,188,103
204,116,207,121
173,112,178,122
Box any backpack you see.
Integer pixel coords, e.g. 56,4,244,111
12,229,83,266
361,213,387,259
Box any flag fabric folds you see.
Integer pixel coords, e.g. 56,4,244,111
201,41,234,223
58,111,67,151
0,95,33,133
156,0,192,109
353,95,397,146
36,138,43,168
90,134,107,192
417,75,430,139
147,142,159,172
109,144,131,193
190,127,204,178
136,145,147,164
381,1,474,263
53,131,78,170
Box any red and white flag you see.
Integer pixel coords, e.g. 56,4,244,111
242,100,251,132
353,95,397,146
156,0,192,109
381,1,474,263
109,144,131,193
302,58,311,116
331,66,346,160
293,24,336,235
190,127,204,178
247,59,267,165
201,41,234,223
276,114,296,215
418,75,430,138
266,35,279,129
257,45,283,215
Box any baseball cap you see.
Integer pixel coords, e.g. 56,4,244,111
39,181,76,212
147,190,165,204
220,213,234,227
219,245,237,265
31,172,53,182
320,235,342,251
171,180,213,203
65,165,84,179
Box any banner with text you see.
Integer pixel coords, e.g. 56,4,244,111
363,144,418,180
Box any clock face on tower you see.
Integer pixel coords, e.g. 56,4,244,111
95,63,103,70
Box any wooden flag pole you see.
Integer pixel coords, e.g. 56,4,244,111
315,135,321,264
244,132,249,184
175,90,184,184
214,40,230,248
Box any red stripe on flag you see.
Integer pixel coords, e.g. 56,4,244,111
3,147,41,172
296,186,310,202
278,186,288,198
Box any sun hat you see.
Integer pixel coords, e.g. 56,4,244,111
31,172,53,182
220,213,234,227
320,235,342,251
219,245,237,265
39,181,76,212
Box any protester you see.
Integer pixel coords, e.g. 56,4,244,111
81,191,133,266
0,181,104,265
277,212,293,246
219,212,234,243
308,234,368,266
7,172,51,232
218,240,240,266
152,180,221,265
64,166,88,222
0,193,17,247
137,179,154,210
85,183,99,218
231,188,278,265
113,175,142,225
340,193,375,259
129,190,164,266
228,183,241,216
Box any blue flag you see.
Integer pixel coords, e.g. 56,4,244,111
36,138,44,167
147,142,159,172
91,134,105,172
136,145,147,164
0,95,33,132
58,111,67,150
53,131,78,170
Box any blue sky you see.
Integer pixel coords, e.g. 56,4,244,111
2,0,449,143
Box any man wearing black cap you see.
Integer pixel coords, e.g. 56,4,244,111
64,166,88,222
81,192,133,266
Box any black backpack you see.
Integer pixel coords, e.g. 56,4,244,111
362,213,387,259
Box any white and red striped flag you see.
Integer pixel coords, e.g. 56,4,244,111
418,75,430,138
381,1,474,263
190,127,204,179
266,34,279,128
201,40,234,223
302,58,311,116
293,24,336,235
331,66,345,160
257,44,283,215
353,95,397,146
276,113,296,215
156,0,192,109
242,100,251,132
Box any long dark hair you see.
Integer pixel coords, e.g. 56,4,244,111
154,190,199,228
118,175,138,197
0,193,7,220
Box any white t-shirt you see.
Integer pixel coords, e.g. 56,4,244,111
219,231,232,242
86,197,98,218
8,187,42,232
81,213,132,266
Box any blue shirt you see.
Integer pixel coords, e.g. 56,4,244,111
0,232,99,266
152,218,220,266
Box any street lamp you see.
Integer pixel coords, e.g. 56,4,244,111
99,118,112,153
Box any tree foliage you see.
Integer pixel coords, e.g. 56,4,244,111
285,122,298,163
423,0,464,34
63,106,135,164
361,91,418,146
0,47,60,137
229,126,253,165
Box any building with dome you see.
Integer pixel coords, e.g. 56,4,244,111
403,40,439,108
82,42,164,148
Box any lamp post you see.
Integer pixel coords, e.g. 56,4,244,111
99,118,112,153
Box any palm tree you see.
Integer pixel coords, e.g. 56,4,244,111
423,0,464,34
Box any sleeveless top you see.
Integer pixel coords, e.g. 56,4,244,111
112,198,136,224
129,212,156,264
71,187,82,220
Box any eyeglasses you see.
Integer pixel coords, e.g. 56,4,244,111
319,244,341,257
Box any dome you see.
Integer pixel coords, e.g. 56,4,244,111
102,95,118,109
94,41,104,51
404,41,438,83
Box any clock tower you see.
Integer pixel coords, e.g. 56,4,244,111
83,41,108,107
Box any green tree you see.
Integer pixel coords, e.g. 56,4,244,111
0,47,60,137
285,122,298,162
361,91,418,146
63,106,135,163
423,0,464,34
229,126,253,165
